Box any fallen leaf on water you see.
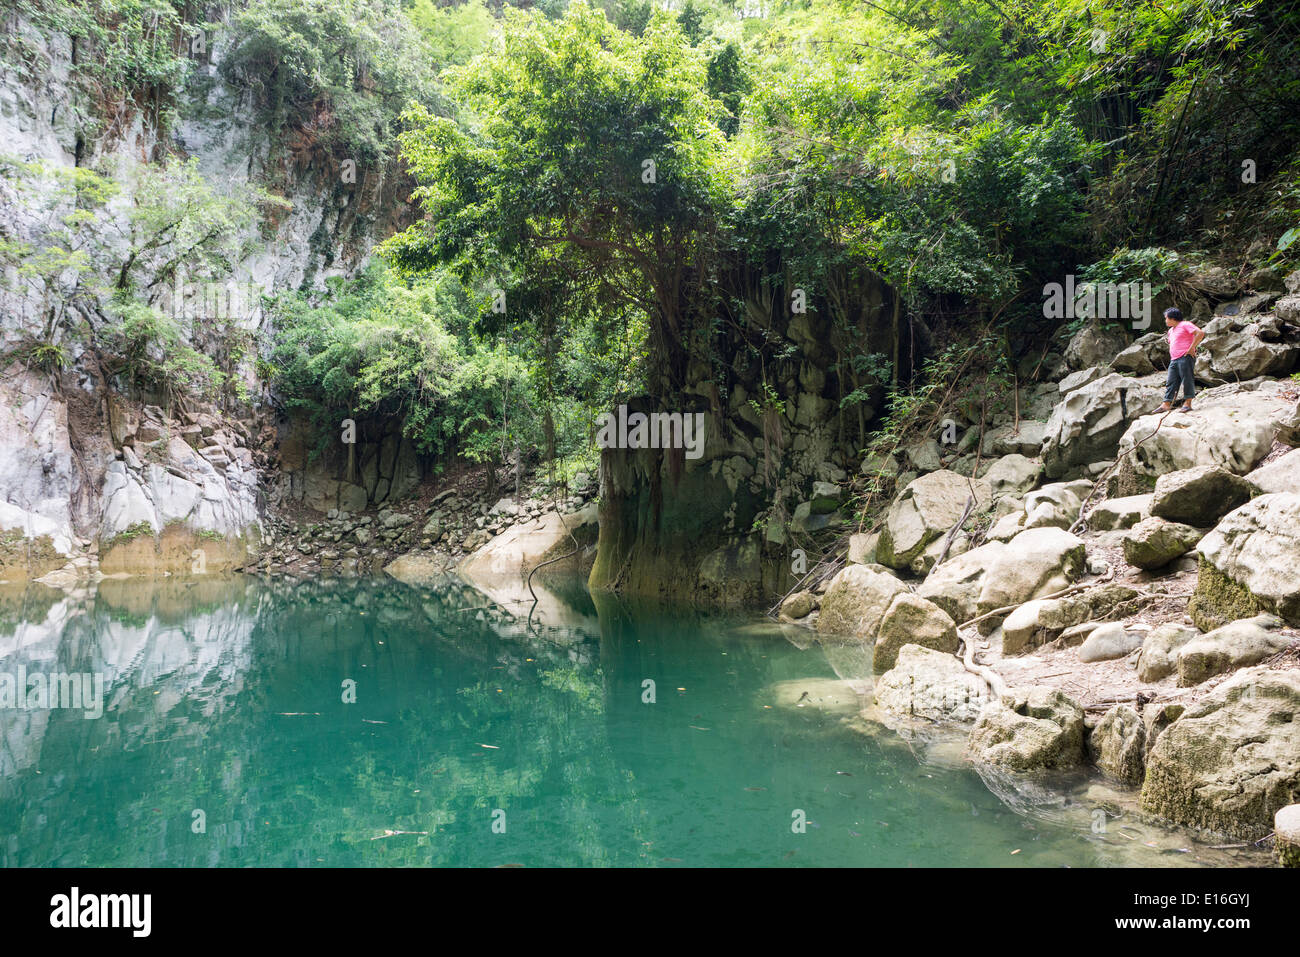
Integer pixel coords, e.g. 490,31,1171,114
480,744,499,749
362,719,387,724
661,857,683,864
835,771,853,776
370,829,429,840
689,726,710,731
1011,849,1021,855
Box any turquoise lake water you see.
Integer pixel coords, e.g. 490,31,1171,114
0,575,1260,867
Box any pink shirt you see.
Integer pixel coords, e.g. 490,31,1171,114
1168,320,1200,360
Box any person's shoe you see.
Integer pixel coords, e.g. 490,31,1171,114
1158,402,1174,412
1177,405,1193,413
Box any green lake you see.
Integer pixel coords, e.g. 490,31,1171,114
0,576,1262,867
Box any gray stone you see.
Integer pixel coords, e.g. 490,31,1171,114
872,593,959,673
1122,517,1203,570
1176,614,1291,686
872,644,991,723
1142,667,1300,837
967,687,1086,771
1150,465,1254,526
1136,623,1200,682
1088,705,1146,785
1078,622,1142,662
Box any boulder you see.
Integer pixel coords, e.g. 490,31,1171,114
1175,614,1291,686
1064,320,1129,371
1122,517,1203,570
967,687,1086,771
808,481,843,514
1149,466,1254,526
1195,313,1300,381
1087,705,1146,785
876,471,991,571
981,422,1048,458
974,528,1087,631
872,593,959,673
917,527,1085,630
1191,493,1300,628
1058,366,1108,394
1277,399,1300,448
916,545,1000,623
1088,494,1151,531
1022,479,1093,529
1141,666,1300,837
1042,373,1163,479
1078,622,1143,662
816,565,910,640
1111,341,1156,375
846,531,879,565
1136,623,1200,683
780,590,815,620
979,454,1042,496
1116,379,1292,479
872,644,991,723
985,510,1026,542
904,439,943,473
1245,447,1300,494
1000,583,1139,655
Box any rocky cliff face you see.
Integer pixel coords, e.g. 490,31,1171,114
0,12,398,582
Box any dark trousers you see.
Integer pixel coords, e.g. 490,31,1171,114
1164,353,1196,405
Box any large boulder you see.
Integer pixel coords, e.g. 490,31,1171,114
1276,399,1300,447
872,644,991,723
1175,614,1291,686
1087,704,1146,785
979,454,1042,496
1190,493,1300,628
967,687,1086,771
1022,480,1093,529
816,565,910,640
876,470,991,571
1141,666,1300,837
1042,373,1163,479
980,422,1048,458
1121,517,1203,570
1149,465,1254,526
1136,623,1201,683
872,593,959,673
1116,379,1292,479
917,527,1086,629
1246,448,1300,494
1087,494,1151,531
1064,320,1129,371
1195,313,1300,382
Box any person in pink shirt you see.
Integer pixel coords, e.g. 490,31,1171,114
1158,307,1205,413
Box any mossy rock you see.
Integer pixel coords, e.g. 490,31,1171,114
1188,557,1262,632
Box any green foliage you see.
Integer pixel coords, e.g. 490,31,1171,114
221,0,438,163
103,298,226,403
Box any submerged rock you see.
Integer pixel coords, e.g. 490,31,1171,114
1141,666,1300,838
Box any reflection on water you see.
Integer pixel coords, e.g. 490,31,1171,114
0,575,1265,867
